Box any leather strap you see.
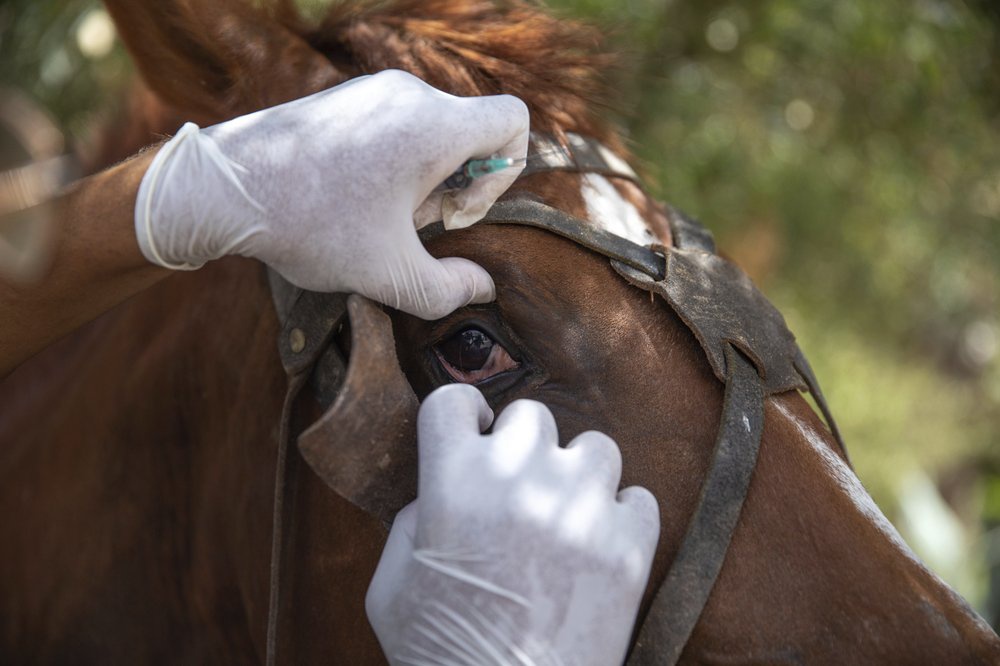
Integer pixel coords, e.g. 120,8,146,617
794,348,849,462
627,344,764,664
445,197,808,396
523,131,640,182
265,291,348,665
611,251,806,396
266,371,307,666
296,296,419,524
665,203,715,253
265,296,419,664
419,197,666,281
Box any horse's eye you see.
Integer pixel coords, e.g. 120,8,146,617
436,328,494,371
433,327,518,384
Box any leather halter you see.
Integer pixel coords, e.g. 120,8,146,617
265,133,847,664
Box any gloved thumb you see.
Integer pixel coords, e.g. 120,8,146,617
392,255,496,320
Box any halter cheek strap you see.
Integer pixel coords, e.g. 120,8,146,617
627,343,763,664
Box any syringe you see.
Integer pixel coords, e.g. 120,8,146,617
435,156,528,192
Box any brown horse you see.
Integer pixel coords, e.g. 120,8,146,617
1,0,997,663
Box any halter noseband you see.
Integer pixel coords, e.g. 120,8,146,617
265,133,847,665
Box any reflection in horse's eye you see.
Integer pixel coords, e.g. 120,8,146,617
437,328,494,371
433,327,519,384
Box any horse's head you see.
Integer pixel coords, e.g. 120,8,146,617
101,0,1000,662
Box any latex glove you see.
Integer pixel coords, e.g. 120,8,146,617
134,69,529,319
366,384,660,666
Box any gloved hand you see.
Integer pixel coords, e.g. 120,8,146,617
134,69,529,319
366,384,660,666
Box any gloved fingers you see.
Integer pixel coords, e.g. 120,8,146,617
365,500,418,634
414,98,526,227
418,384,494,462
562,430,624,493
489,398,559,453
440,152,524,230
440,94,530,230
380,243,496,320
451,93,531,163
615,485,662,558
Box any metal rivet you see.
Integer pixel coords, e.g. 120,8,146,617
289,328,306,353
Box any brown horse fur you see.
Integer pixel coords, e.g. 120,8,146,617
1,0,998,663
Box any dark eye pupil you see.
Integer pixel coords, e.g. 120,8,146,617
437,328,494,371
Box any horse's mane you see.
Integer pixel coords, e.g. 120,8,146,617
304,1,615,137
91,0,621,170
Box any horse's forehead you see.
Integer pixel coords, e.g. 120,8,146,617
578,173,660,247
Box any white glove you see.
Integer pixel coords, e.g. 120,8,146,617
134,70,529,319
366,384,660,666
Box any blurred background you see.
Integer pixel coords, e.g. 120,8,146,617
2,0,998,625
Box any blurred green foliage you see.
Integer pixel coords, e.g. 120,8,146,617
2,0,998,617
0,1,131,141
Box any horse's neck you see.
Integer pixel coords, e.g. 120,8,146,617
0,258,282,660
688,392,999,664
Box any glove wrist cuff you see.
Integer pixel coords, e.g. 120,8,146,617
135,122,206,271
